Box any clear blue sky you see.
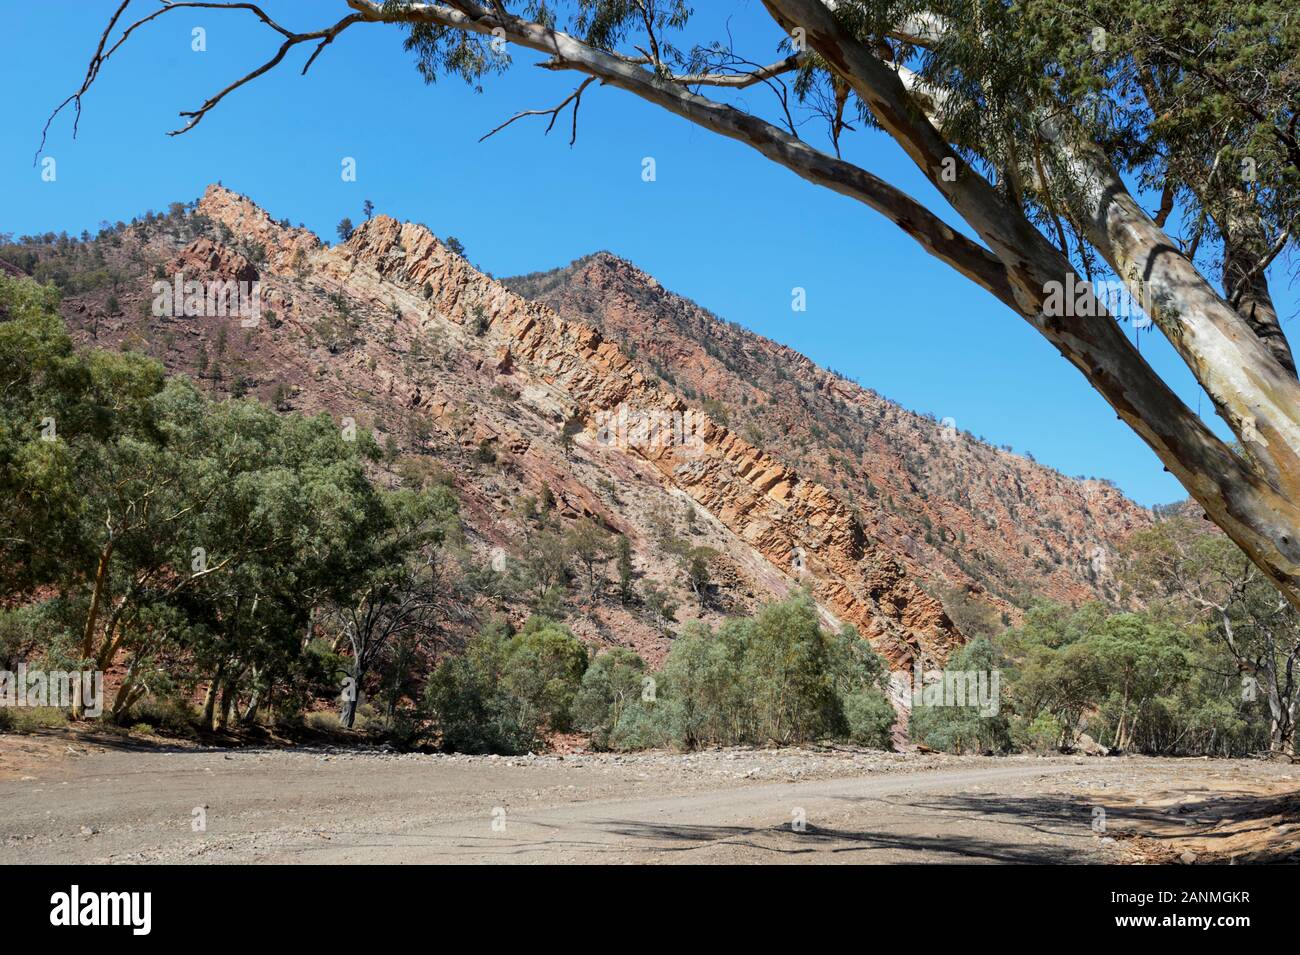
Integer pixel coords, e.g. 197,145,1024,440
3,1,1289,507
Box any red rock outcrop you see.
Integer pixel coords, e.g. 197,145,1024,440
509,252,1153,614
53,185,1152,672
171,237,259,284
317,213,962,666
195,183,320,272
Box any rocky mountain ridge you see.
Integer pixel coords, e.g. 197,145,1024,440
15,184,1152,669
507,253,1152,622
312,200,961,667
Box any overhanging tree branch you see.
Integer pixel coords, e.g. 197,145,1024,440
38,1,364,149
762,0,1300,607
346,1,1024,304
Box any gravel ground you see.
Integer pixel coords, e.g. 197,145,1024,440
1,733,1296,864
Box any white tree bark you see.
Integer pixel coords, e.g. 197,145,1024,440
761,0,1300,608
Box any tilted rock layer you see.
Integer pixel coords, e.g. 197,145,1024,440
48,184,1152,669
316,211,961,666
508,253,1153,617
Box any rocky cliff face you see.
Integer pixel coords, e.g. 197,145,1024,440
313,209,960,667
507,253,1153,620
38,184,1150,670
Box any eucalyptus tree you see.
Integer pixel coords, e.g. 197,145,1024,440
332,484,461,728
0,275,403,722
182,405,395,729
0,277,101,599
51,1,1300,606
1123,517,1300,756
0,280,218,715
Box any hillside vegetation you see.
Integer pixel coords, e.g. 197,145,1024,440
2,193,1294,756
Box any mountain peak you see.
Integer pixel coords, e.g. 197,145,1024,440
573,250,661,288
196,183,319,270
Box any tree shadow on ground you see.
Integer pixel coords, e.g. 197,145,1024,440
1080,787,1300,863
592,790,1111,863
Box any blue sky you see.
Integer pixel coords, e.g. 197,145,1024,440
2,1,1289,507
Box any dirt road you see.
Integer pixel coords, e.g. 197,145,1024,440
2,735,1296,864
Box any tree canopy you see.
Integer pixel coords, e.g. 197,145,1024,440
0,273,461,727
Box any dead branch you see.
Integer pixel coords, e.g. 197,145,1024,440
171,12,364,135
667,53,802,88
38,0,362,156
478,76,597,146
